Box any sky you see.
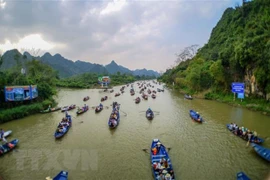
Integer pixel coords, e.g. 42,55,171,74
0,0,242,72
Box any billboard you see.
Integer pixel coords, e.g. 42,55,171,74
4,85,38,102
98,76,110,86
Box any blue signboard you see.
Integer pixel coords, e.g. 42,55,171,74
232,83,245,93
4,85,38,102
237,93,245,99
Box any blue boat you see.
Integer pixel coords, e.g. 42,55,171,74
53,170,68,180
0,139,19,156
76,105,89,115
189,110,203,123
251,143,270,162
54,114,72,139
95,104,103,113
108,102,120,129
236,172,250,180
226,124,264,144
150,139,175,180
146,108,154,120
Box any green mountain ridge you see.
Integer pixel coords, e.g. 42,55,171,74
0,49,160,78
160,0,270,99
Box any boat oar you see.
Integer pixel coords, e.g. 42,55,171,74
120,110,127,116
246,140,250,147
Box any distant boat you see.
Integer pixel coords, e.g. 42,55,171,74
0,139,19,156
236,172,250,180
189,110,203,123
184,94,193,100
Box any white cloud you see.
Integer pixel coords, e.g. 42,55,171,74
0,0,6,9
100,0,127,15
0,0,241,71
0,34,64,54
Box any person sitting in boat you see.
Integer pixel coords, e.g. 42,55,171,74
152,147,158,155
156,172,165,180
7,142,14,149
0,129,7,143
253,130,258,141
84,104,87,110
57,126,63,132
153,142,162,153
163,159,169,168
247,130,253,141
113,113,117,119
165,173,172,180
99,103,103,107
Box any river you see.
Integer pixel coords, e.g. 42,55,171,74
0,83,269,180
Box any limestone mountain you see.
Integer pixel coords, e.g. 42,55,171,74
0,49,160,78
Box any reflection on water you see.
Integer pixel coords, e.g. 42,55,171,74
0,85,270,180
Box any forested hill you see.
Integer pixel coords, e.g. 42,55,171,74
160,0,270,99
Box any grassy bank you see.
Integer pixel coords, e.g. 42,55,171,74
168,85,270,116
0,99,56,123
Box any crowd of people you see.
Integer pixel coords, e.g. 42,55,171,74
109,103,119,127
152,142,175,180
229,123,258,141
56,114,71,133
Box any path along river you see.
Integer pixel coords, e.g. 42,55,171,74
0,83,269,180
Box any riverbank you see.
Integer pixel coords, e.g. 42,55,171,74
0,99,56,124
168,85,270,116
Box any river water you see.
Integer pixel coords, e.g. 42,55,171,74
0,83,269,180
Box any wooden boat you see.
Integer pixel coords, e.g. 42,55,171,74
54,114,72,139
251,143,270,162
61,104,76,112
148,90,151,94
150,139,175,180
226,124,264,144
152,90,156,94
110,89,114,93
130,91,135,96
101,96,108,102
0,139,19,156
95,104,104,113
53,170,68,180
115,93,120,97
189,110,203,123
108,102,120,129
135,97,141,104
3,130,12,138
151,94,156,99
40,107,61,113
146,109,154,120
83,96,90,101
184,94,193,100
236,172,250,180
142,94,148,100
76,105,89,115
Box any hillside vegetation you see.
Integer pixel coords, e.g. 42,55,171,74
159,0,270,114
160,0,270,97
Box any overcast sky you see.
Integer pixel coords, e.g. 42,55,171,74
0,0,241,71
